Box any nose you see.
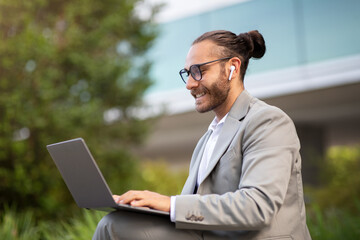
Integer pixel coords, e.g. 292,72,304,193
185,75,199,90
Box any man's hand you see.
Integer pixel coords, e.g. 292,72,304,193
113,190,171,212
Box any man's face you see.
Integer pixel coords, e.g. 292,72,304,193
184,41,230,113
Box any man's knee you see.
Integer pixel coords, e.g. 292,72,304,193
93,212,119,240
93,211,156,240
93,211,202,240
98,211,117,226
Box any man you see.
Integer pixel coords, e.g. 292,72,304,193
93,30,312,239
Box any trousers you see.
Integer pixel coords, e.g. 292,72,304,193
92,211,203,240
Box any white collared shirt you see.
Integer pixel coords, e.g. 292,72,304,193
197,114,228,186
170,114,228,222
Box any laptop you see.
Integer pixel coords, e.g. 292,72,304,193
46,138,169,216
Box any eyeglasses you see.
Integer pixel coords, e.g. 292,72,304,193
179,57,231,84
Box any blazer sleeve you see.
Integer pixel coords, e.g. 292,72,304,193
174,105,300,231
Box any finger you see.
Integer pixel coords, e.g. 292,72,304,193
130,200,151,209
113,195,121,203
119,191,143,204
130,199,148,208
114,192,136,204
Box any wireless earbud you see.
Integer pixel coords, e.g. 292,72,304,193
228,66,235,80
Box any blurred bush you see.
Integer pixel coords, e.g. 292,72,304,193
138,160,188,195
0,0,160,220
306,145,360,239
39,210,106,240
307,202,360,240
307,145,360,211
0,206,40,240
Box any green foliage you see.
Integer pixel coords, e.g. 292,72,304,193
40,210,106,240
0,0,159,219
305,145,360,239
308,145,360,211
306,201,360,239
0,207,103,240
0,206,40,240
138,160,188,195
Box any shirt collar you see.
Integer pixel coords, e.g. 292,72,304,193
208,113,228,132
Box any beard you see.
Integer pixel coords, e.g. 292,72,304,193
192,70,230,113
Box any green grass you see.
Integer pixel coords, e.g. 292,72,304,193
306,202,360,240
2,203,360,240
0,208,105,240
39,210,106,240
0,206,40,240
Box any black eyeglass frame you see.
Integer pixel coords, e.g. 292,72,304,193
179,57,231,84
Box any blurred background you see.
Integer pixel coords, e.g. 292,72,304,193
1,0,359,239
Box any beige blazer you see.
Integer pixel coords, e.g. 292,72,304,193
175,90,311,240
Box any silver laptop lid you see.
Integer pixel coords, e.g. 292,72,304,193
47,138,116,209
47,138,169,216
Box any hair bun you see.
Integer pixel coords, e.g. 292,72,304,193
238,30,266,59
247,30,266,59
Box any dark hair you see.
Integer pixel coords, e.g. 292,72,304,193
192,30,266,81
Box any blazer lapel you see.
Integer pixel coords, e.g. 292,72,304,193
200,90,252,185
181,129,213,195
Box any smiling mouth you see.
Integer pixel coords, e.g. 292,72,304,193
195,92,206,98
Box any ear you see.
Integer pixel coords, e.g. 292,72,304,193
228,57,241,81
